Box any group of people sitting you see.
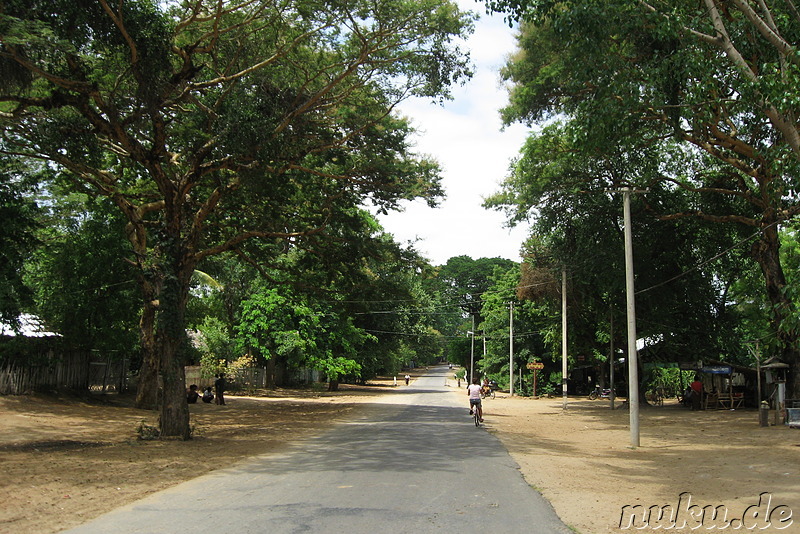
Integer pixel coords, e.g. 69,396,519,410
186,373,227,405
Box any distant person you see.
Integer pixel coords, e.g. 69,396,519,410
690,375,703,411
405,374,410,385
202,386,214,403
186,384,199,404
214,373,227,405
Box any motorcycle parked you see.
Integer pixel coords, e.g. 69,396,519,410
588,386,614,400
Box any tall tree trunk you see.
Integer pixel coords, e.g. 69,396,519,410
135,301,159,409
751,223,800,398
157,330,190,439
154,249,192,439
130,219,193,439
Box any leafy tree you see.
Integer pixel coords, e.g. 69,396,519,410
306,220,445,379
483,0,800,396
25,190,140,352
431,256,517,376
487,122,764,400
0,161,39,330
0,0,472,437
437,256,516,317
236,285,366,389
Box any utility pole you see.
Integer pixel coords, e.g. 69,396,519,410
605,186,645,447
509,301,514,396
562,268,568,410
482,329,487,384
609,309,615,410
469,315,475,384
623,187,641,448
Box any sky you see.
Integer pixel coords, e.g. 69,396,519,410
375,0,531,266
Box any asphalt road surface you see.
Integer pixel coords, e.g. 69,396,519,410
61,366,570,534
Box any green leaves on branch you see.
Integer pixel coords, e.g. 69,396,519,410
235,287,371,380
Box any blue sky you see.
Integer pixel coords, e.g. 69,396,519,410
376,0,531,266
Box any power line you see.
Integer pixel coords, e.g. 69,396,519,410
634,220,781,295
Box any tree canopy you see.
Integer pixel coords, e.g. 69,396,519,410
0,0,474,437
482,0,800,396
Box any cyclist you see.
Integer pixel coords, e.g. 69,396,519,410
467,377,483,422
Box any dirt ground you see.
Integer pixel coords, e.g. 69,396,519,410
2,371,799,534
482,392,800,533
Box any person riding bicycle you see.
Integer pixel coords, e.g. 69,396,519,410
468,377,484,422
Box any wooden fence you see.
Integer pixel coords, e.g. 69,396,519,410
185,366,270,390
0,351,130,395
184,366,322,391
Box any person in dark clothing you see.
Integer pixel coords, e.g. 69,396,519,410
186,384,199,404
214,373,226,405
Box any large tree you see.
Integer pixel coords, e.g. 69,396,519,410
25,188,140,352
484,0,800,396
0,0,472,437
0,160,39,330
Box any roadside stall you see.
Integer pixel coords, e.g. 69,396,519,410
678,361,755,410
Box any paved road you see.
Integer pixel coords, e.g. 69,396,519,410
62,367,570,534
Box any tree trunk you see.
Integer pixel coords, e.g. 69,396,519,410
135,301,159,409
130,221,193,439
135,356,159,409
751,224,800,398
153,252,192,439
158,333,190,439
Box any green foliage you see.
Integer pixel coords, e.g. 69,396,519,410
481,0,800,371
643,366,694,399
196,316,237,377
0,0,474,432
0,164,39,329
436,255,516,317
235,285,369,381
24,190,139,352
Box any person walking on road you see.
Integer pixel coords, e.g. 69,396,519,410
467,377,483,422
405,374,410,385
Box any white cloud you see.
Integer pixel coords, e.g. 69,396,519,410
377,4,530,266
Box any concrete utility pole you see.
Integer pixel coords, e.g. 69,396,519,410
623,188,641,448
469,315,475,384
562,268,568,410
509,301,514,396
467,328,475,386
609,310,616,410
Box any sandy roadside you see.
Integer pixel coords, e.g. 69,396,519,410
461,385,800,534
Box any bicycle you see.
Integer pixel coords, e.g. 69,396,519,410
647,387,665,407
473,406,482,426
481,386,495,399
469,402,483,426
